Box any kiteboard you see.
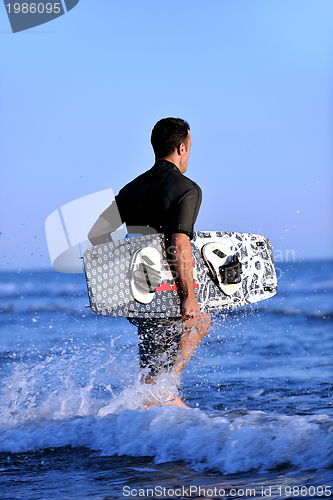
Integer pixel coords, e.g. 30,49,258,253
83,231,278,318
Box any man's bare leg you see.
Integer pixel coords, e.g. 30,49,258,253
140,312,211,409
169,234,211,380
164,312,211,408
173,312,211,377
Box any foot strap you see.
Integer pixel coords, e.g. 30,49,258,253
202,241,242,296
130,247,162,304
219,255,242,284
134,263,161,292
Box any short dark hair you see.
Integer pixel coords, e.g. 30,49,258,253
151,118,190,158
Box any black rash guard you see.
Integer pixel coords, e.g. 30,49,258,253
100,160,202,242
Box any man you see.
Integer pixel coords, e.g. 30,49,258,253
88,118,210,408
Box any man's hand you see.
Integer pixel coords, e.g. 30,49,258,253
182,295,201,319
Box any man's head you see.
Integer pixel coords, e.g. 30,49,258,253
151,118,191,173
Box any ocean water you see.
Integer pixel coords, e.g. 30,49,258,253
0,261,332,499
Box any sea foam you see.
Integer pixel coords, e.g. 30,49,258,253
1,404,332,474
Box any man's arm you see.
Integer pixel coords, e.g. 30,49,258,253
88,217,113,246
170,233,201,319
88,199,124,246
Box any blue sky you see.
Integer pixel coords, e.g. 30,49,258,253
1,0,332,270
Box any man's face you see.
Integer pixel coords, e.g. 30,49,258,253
179,130,191,174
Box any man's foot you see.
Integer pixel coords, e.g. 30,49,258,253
165,394,191,408
142,394,191,410
142,397,163,410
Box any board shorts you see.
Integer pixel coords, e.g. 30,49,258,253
127,318,183,376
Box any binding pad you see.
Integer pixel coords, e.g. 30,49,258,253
130,247,162,304
201,240,242,296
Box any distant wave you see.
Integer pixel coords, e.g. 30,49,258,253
0,301,85,314
277,280,333,294
254,305,333,320
0,281,86,299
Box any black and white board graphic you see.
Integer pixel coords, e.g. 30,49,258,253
83,231,278,318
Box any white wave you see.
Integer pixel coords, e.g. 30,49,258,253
1,353,332,474
0,407,332,474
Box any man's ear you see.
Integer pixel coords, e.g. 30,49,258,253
178,143,186,156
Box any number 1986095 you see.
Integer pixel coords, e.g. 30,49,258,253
6,3,61,14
